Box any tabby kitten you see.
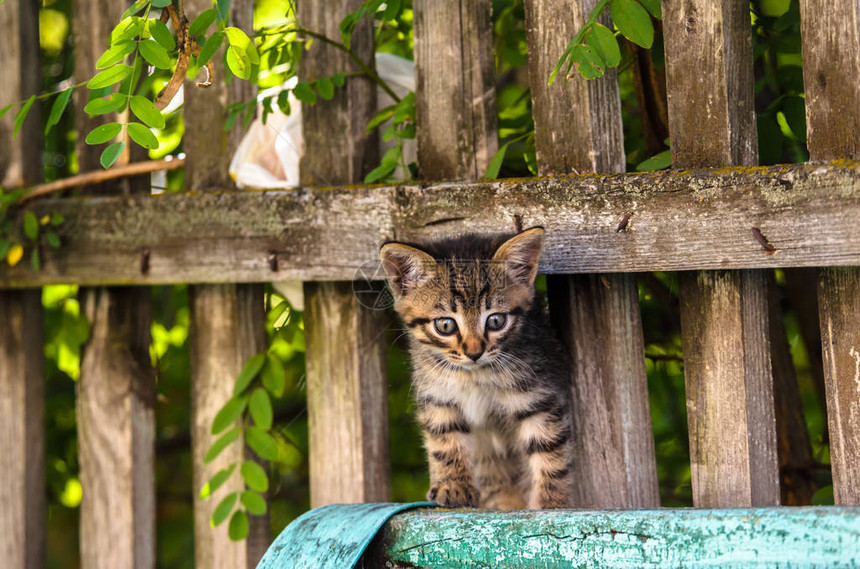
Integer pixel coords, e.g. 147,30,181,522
380,228,573,509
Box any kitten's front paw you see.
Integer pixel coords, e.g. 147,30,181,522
428,480,479,508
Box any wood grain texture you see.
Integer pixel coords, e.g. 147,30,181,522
662,0,757,168
524,0,625,175
362,507,860,568
547,274,658,507
664,0,778,507
0,291,45,569
72,4,157,567
300,0,390,508
1,161,860,287
799,0,860,506
413,0,497,179
184,0,270,562
526,0,657,508
189,285,267,568
679,270,778,507
305,282,390,506
0,3,45,568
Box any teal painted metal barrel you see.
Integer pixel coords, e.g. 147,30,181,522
260,505,860,568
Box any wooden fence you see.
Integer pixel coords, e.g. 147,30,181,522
1,0,859,567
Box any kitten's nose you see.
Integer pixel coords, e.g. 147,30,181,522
465,350,483,362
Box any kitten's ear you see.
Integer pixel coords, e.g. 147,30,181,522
492,227,545,287
379,243,437,297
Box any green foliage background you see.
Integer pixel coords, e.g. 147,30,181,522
24,0,830,567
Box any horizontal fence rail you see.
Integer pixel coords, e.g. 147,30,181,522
362,507,860,568
2,160,859,287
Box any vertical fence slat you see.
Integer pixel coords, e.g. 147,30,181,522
300,0,391,508
414,0,497,180
183,0,270,565
662,0,779,507
524,0,659,508
0,2,45,568
799,0,860,506
72,3,156,567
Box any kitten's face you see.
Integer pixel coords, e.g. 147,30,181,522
380,228,544,371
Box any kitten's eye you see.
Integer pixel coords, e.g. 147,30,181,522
486,313,507,331
434,317,458,335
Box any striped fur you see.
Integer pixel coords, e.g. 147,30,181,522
381,228,574,509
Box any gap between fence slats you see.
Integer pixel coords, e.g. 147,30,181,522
525,0,658,508
301,0,391,508
0,2,45,568
663,0,779,507
799,0,860,507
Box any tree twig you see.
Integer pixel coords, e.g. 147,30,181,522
17,159,185,202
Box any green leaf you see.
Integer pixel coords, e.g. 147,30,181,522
292,81,317,104
204,426,241,464
13,96,35,138
199,463,236,499
149,18,175,50
51,213,65,226
198,31,224,66
189,9,217,37
783,96,807,141
572,44,605,79
483,143,509,180
610,0,654,48
0,240,9,261
121,0,149,20
0,104,13,121
100,141,125,168
46,231,61,249
152,0,173,7
111,17,145,43
139,39,172,69
248,388,272,430
130,95,165,129
638,0,662,19
228,510,249,540
234,353,266,396
119,56,144,96
85,122,122,145
276,90,291,115
211,492,237,526
636,148,672,171
586,23,621,68
24,211,38,241
226,45,251,80
240,460,269,492
96,41,136,69
367,105,396,132
364,162,396,184
211,396,247,435
268,300,289,328
215,0,231,24
45,89,73,135
382,0,402,20
332,73,345,87
225,27,259,64
316,77,335,100
128,123,160,150
30,248,40,271
261,356,286,397
84,94,126,117
87,64,133,89
240,491,267,515
245,427,278,461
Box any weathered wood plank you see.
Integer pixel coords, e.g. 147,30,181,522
72,3,156,568
184,0,270,564
301,0,390,508
800,0,860,506
362,507,860,568
663,0,779,507
525,0,657,508
0,160,858,287
0,2,45,568
413,0,497,179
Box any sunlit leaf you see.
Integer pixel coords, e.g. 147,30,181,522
610,0,654,48
130,95,165,129
226,45,251,80
139,39,172,69
87,64,133,89
225,27,259,64
128,122,160,150
85,122,122,144
240,460,269,492
96,41,136,69
149,18,175,50
111,17,145,43
100,141,125,168
84,94,126,117
6,244,23,267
